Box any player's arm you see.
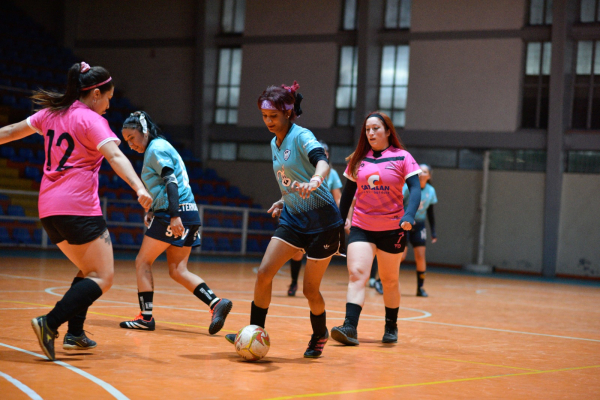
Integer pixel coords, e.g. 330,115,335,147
331,188,341,207
161,167,184,238
427,205,437,243
268,197,285,218
0,120,36,145
400,175,421,230
293,148,330,199
99,141,152,210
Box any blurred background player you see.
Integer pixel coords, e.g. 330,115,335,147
0,62,152,360
287,140,342,296
119,111,232,334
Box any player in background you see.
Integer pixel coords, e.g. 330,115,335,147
0,62,152,360
331,111,421,346
401,164,438,297
119,111,232,334
225,81,344,358
287,140,342,296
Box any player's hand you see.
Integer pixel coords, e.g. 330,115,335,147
137,188,152,211
344,218,352,235
432,237,437,244
292,180,318,199
170,216,184,238
400,221,412,230
144,211,154,227
268,200,284,218
400,215,414,231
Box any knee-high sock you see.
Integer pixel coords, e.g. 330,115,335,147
67,276,87,336
46,279,103,332
290,259,302,284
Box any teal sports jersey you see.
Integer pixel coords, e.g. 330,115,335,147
403,182,437,221
271,124,343,234
327,168,343,191
142,138,196,213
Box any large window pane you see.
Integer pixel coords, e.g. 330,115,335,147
379,45,410,128
526,42,541,75
568,151,600,173
342,0,357,30
580,0,597,22
522,42,551,128
238,143,272,161
409,148,457,168
222,0,245,34
384,0,411,29
576,41,593,75
529,0,552,25
335,46,358,126
380,46,396,86
215,47,243,125
211,142,237,161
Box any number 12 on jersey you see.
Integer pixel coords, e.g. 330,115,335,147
46,129,75,171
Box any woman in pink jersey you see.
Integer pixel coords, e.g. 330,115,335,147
331,111,421,346
0,62,152,361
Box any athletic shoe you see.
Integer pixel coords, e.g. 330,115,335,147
304,329,329,358
225,333,236,344
63,332,97,350
382,324,398,343
31,315,58,361
368,278,376,288
209,299,232,335
375,279,383,295
288,282,298,296
331,322,359,346
119,313,155,331
417,287,429,297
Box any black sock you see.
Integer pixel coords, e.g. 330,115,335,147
385,307,399,327
67,277,86,336
345,303,362,328
370,258,379,279
250,301,268,328
138,291,154,321
310,311,327,336
193,283,220,309
46,279,103,332
417,270,425,288
290,259,302,284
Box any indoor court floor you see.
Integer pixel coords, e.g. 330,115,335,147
0,250,599,399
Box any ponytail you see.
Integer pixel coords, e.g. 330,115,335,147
122,111,164,143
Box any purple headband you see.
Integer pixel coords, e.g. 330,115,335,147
260,100,293,111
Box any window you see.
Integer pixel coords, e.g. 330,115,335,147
378,45,410,128
335,46,359,126
238,143,272,161
528,0,552,25
210,142,237,161
215,48,242,125
342,0,358,30
489,150,546,171
567,151,600,173
580,0,600,22
221,0,246,34
384,0,411,29
522,42,551,129
572,41,600,129
329,145,354,165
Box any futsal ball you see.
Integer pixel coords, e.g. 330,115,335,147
234,325,270,361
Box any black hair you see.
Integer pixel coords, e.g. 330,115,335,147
122,111,164,143
257,80,303,121
31,62,113,113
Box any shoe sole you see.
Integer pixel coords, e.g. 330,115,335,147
31,318,55,361
63,343,97,351
119,321,155,331
330,329,359,346
225,334,236,344
209,300,233,335
382,337,398,343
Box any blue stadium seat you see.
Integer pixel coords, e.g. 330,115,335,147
216,237,231,252
102,191,117,200
128,213,143,223
249,221,262,230
33,229,42,244
110,212,126,223
231,238,241,252
0,205,3,215
99,174,110,187
263,221,276,231
109,232,117,244
1,95,16,106
221,218,234,229
227,186,241,198
214,184,228,197
13,228,32,244
260,239,270,252
135,234,144,245
206,218,220,228
202,237,215,251
120,233,135,246
0,227,14,244
119,192,133,200
24,166,42,182
7,205,25,216
0,146,15,159
201,183,214,196
246,239,260,253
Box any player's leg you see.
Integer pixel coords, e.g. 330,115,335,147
288,250,303,296
376,248,403,343
414,245,428,297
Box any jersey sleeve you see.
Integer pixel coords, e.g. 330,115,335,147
26,109,48,134
402,151,422,179
343,164,356,182
431,186,438,204
147,143,176,174
87,118,121,150
297,130,321,157
327,169,343,190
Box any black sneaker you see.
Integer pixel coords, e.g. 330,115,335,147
382,324,398,343
417,287,429,297
119,313,155,331
63,332,97,350
331,322,359,346
31,316,58,360
209,299,233,335
375,279,383,295
225,333,236,344
288,282,298,296
304,329,329,358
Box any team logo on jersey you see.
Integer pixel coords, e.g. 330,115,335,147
367,173,381,188
277,165,291,187
284,149,291,161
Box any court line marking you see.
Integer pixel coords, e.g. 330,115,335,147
0,342,129,400
0,370,43,400
369,349,540,371
262,364,600,400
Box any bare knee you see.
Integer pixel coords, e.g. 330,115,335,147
302,285,320,301
169,266,184,283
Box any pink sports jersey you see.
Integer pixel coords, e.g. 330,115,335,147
27,101,120,218
344,147,421,231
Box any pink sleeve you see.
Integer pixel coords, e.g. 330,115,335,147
85,118,121,150
402,152,421,179
26,109,48,133
343,164,355,182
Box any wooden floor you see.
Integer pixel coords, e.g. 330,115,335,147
0,252,599,399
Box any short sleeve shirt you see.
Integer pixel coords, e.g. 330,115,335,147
271,124,343,234
326,168,343,191
142,138,196,213
344,147,421,231
26,101,120,218
403,182,438,221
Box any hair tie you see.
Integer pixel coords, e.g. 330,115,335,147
139,113,148,134
294,92,303,117
80,62,91,73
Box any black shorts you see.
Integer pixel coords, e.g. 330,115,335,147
41,215,107,245
348,226,407,254
273,224,343,260
407,220,427,248
145,210,201,248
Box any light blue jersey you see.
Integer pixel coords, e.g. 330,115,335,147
271,124,343,234
142,138,195,213
403,182,437,221
327,168,343,191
